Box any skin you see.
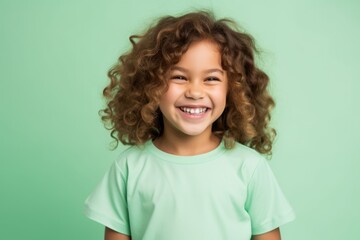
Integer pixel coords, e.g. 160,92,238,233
105,227,131,240
252,228,281,240
104,40,282,240
155,39,228,156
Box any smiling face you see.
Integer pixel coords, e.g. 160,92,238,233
158,40,228,142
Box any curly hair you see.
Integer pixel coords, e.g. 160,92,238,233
100,11,276,155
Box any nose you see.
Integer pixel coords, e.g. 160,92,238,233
185,81,204,100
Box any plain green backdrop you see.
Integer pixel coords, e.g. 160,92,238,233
1,0,359,239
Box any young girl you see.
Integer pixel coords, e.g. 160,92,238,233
85,11,295,240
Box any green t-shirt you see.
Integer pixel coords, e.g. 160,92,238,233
84,141,295,240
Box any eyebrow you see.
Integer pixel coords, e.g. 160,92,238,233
171,66,224,75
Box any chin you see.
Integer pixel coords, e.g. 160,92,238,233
179,128,210,137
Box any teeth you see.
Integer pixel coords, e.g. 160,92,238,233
180,107,207,114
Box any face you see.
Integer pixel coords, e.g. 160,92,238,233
159,40,228,140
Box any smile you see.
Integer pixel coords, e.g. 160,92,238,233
179,107,208,115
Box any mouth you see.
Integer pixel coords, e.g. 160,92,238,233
179,107,208,115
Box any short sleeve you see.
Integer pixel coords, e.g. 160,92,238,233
245,158,295,235
84,161,130,235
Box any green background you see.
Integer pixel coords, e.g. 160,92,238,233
1,0,359,239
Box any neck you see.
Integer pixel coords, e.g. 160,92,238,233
153,132,221,156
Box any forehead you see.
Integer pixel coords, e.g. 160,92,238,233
174,40,222,69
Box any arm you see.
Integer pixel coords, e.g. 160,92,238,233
105,227,131,240
251,228,281,240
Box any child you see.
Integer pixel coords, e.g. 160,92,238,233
85,11,295,240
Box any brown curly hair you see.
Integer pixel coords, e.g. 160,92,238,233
100,11,276,155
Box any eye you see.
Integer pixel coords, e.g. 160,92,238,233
205,76,220,82
171,75,187,80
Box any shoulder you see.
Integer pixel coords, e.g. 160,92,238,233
224,142,268,183
226,142,265,166
116,144,146,159
115,141,151,160
112,141,153,173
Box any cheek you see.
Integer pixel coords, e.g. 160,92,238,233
159,86,179,111
211,87,228,106
161,84,183,101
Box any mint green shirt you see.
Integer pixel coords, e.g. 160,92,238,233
84,141,295,239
